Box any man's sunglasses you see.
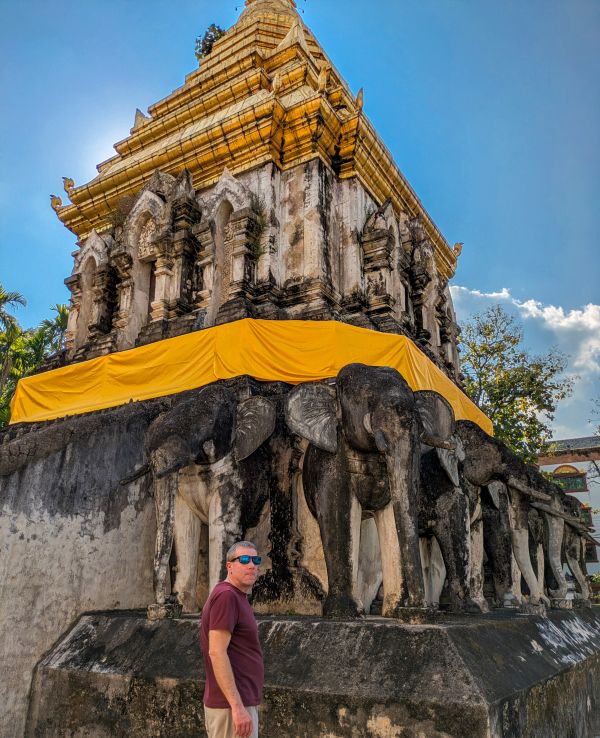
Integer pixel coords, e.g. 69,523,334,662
229,555,262,566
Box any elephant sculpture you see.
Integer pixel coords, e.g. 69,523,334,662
559,495,595,602
456,420,553,607
415,391,483,613
144,383,276,613
285,363,452,618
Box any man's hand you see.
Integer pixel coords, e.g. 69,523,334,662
231,703,253,737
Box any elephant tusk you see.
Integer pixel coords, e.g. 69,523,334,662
507,477,551,501
420,432,456,451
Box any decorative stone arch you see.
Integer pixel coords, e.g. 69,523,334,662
200,167,253,219
74,229,111,271
124,189,167,259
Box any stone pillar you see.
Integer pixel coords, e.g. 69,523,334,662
150,254,172,322
111,251,134,347
193,222,214,310
409,260,432,345
361,227,395,324
168,198,201,317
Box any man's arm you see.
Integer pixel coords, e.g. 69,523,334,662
208,629,253,738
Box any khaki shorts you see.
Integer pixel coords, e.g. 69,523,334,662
204,705,259,738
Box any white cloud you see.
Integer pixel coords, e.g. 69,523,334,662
450,285,600,437
451,285,511,301
450,285,600,376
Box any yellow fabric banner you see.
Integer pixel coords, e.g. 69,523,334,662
10,319,492,433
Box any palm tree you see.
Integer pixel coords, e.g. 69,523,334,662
0,283,26,330
41,303,69,353
0,321,24,393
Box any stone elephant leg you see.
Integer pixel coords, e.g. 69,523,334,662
304,445,364,617
565,527,590,601
545,515,568,599
432,490,475,612
508,490,549,606
207,484,244,594
153,471,178,605
483,486,515,606
469,499,487,610
374,503,405,616
420,536,446,607
173,494,202,612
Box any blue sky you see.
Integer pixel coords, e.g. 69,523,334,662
1,0,598,437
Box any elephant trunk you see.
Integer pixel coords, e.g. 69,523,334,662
384,433,425,610
507,476,551,502
153,472,178,605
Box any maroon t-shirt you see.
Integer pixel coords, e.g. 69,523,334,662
199,581,264,709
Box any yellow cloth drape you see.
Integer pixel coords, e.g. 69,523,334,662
10,319,492,434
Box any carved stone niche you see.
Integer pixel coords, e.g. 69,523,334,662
360,199,396,326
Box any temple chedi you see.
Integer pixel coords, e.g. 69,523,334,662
5,2,600,738
53,0,462,379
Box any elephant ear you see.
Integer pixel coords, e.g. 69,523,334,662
285,382,337,453
415,391,459,485
234,397,276,462
414,390,455,444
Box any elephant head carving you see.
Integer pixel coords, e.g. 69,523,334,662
145,384,276,477
414,390,464,487
145,383,276,615
284,363,441,617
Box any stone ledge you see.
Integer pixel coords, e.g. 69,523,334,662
25,608,600,738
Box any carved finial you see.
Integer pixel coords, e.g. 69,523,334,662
356,87,364,112
453,242,463,257
276,17,311,55
132,108,150,133
245,0,296,7
62,177,75,197
50,194,63,212
318,64,331,93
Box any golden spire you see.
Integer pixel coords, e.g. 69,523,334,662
245,0,296,7
242,0,298,18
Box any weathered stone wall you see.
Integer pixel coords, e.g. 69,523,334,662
26,609,600,738
0,404,162,738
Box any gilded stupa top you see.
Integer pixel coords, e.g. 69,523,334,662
54,1,457,278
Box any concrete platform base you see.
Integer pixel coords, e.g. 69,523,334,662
26,608,600,738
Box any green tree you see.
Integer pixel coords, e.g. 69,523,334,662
40,303,69,353
0,299,69,428
195,24,225,62
459,305,573,463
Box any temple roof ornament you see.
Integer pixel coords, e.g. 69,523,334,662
53,0,458,279
244,0,297,10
